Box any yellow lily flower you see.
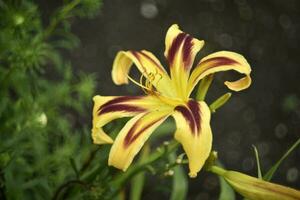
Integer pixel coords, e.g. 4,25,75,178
92,24,252,178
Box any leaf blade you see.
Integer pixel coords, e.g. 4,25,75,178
252,145,262,179
170,153,188,200
217,161,236,200
263,138,300,181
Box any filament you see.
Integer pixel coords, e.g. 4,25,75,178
126,69,162,95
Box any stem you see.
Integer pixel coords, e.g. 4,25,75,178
208,165,226,176
43,0,81,39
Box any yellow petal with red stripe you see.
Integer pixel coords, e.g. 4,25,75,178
172,100,212,178
111,50,174,97
108,110,171,170
92,95,168,145
164,24,205,99
188,51,252,96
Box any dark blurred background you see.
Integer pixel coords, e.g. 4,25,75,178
39,0,300,199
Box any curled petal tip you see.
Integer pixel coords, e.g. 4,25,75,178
92,128,114,145
108,161,128,171
170,24,179,29
189,172,198,178
224,75,252,92
93,95,101,101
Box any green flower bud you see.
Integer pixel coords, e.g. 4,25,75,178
209,93,232,113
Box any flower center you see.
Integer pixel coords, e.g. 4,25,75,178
127,71,184,107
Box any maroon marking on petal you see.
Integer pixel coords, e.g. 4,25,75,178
129,51,151,73
99,96,143,111
168,33,187,65
182,35,193,70
200,56,240,73
192,56,241,85
99,104,146,115
138,51,165,72
130,50,139,59
123,116,165,147
188,100,201,134
174,105,197,135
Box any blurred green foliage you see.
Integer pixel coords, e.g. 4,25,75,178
0,2,183,199
0,0,102,199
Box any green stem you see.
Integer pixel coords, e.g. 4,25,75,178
43,0,81,39
208,165,226,176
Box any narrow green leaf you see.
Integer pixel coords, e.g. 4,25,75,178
209,93,232,113
219,176,236,200
114,190,125,200
217,162,236,200
169,153,187,200
129,145,149,200
252,145,262,179
196,74,214,101
69,158,79,178
263,138,300,181
130,171,145,200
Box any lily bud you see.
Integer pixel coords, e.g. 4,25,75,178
196,74,214,101
211,166,300,200
209,93,232,113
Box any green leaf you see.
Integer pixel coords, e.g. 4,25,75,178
169,152,187,200
70,158,79,178
218,176,236,200
130,171,145,200
129,145,149,200
216,162,235,200
114,190,125,200
252,145,262,179
263,138,300,181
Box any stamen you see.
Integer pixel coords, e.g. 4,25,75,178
126,69,162,96
139,73,149,94
127,75,151,92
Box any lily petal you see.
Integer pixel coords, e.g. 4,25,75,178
188,51,252,96
92,95,169,145
108,111,170,170
111,50,174,96
164,24,205,99
172,100,212,178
